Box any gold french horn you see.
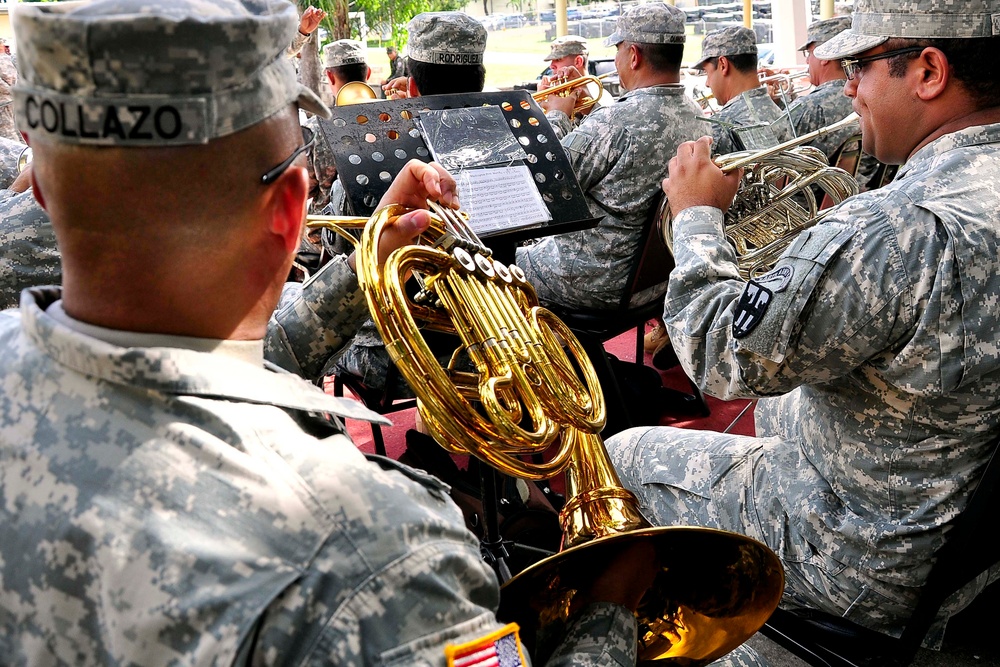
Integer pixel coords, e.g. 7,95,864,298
316,198,784,664
662,112,862,280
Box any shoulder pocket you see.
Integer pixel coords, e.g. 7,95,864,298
562,130,593,155
736,222,856,362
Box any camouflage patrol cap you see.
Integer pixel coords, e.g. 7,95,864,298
695,26,758,68
604,2,687,47
11,0,330,147
406,12,487,66
544,35,589,61
815,0,1000,60
798,16,853,50
324,39,367,68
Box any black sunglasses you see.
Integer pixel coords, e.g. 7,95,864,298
261,126,315,185
840,46,925,81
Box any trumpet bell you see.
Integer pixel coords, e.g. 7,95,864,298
336,81,378,106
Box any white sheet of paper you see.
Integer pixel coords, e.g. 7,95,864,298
455,165,552,237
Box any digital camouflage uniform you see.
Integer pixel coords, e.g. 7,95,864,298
0,136,27,189
708,86,795,157
518,85,704,311
2,287,639,666
0,1,639,663
607,14,1000,651
0,190,58,310
0,49,20,144
517,3,704,312
694,26,793,156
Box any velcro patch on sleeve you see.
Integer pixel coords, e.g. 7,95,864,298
445,623,526,667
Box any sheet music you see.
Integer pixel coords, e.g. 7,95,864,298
456,165,552,237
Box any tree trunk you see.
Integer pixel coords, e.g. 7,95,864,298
333,0,350,39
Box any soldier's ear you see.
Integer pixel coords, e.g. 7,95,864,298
913,47,949,102
265,165,309,255
365,66,372,82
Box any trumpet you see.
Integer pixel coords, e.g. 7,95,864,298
533,72,612,115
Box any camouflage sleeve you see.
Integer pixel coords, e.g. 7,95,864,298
546,602,638,666
545,110,574,140
559,109,627,192
287,30,309,58
710,122,736,157
265,254,369,380
306,116,340,213
663,200,913,399
0,191,60,311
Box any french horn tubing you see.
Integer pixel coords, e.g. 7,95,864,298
346,198,784,664
663,112,862,280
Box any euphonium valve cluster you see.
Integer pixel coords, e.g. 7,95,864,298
346,199,784,664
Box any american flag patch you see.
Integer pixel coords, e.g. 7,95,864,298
445,623,526,667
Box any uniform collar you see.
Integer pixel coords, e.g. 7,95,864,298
722,85,770,109
617,83,686,102
897,122,1000,180
19,287,389,425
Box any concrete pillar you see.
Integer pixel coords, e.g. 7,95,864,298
771,0,810,67
556,0,567,37
744,0,753,28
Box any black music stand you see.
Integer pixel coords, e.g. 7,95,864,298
320,90,599,257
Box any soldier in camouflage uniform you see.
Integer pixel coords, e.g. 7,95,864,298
695,26,794,156
0,38,21,144
607,0,1000,662
330,12,489,396
787,16,879,187
518,3,705,311
305,39,372,218
539,35,589,88
0,1,651,664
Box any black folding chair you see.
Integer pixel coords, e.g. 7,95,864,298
554,195,709,437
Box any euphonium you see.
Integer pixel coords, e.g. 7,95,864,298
663,112,862,280
345,200,784,664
